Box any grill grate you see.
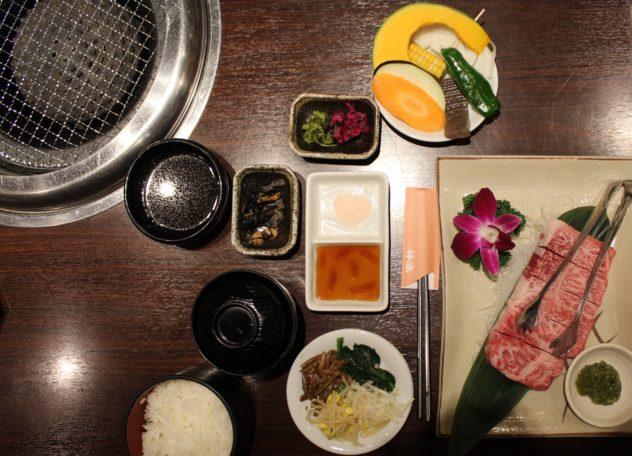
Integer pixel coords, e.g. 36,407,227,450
0,0,156,170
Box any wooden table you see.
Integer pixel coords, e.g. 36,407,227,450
1,0,631,454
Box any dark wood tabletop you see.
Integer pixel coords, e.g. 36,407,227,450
1,0,632,454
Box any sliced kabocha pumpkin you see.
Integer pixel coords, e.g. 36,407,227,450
372,62,445,132
372,3,490,69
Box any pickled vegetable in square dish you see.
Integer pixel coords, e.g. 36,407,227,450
315,245,381,301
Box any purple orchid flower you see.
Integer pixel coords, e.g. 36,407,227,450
451,188,522,276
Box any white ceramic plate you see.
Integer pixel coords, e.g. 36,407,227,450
565,344,632,428
286,329,413,454
374,26,499,143
305,172,389,312
437,156,632,437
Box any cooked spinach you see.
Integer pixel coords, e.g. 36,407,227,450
335,337,396,392
351,344,381,366
367,366,396,391
342,363,372,385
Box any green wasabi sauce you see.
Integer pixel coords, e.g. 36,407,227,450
575,360,621,406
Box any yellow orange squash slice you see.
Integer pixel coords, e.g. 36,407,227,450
372,3,490,69
372,63,445,132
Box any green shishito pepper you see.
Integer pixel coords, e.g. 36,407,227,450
441,47,500,118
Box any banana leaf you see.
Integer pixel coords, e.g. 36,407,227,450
449,206,610,456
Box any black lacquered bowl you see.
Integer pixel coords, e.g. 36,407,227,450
125,364,254,456
192,270,299,376
124,139,230,246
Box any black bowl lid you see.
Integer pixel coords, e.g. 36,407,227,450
192,270,298,375
124,139,230,245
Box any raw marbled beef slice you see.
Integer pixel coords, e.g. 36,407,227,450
493,302,567,354
522,273,601,328
524,247,608,304
493,273,597,357
538,219,615,274
485,331,565,390
564,308,601,359
485,219,615,389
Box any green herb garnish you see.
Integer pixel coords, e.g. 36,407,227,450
458,193,526,271
575,360,621,406
300,110,335,147
336,337,396,392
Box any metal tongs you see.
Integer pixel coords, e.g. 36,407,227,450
518,180,632,357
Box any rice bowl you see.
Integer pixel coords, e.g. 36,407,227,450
135,379,234,456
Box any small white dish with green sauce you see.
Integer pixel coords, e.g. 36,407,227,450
565,344,632,428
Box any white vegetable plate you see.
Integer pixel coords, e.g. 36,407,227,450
437,156,632,437
305,172,389,312
564,344,632,428
286,329,413,455
373,26,499,143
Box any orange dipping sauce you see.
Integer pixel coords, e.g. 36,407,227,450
315,244,381,301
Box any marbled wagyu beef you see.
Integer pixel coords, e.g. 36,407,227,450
485,220,616,390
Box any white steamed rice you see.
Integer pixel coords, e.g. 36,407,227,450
142,379,233,456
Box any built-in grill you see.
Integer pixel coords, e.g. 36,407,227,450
0,0,221,225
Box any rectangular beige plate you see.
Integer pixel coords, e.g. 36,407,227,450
437,156,632,437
